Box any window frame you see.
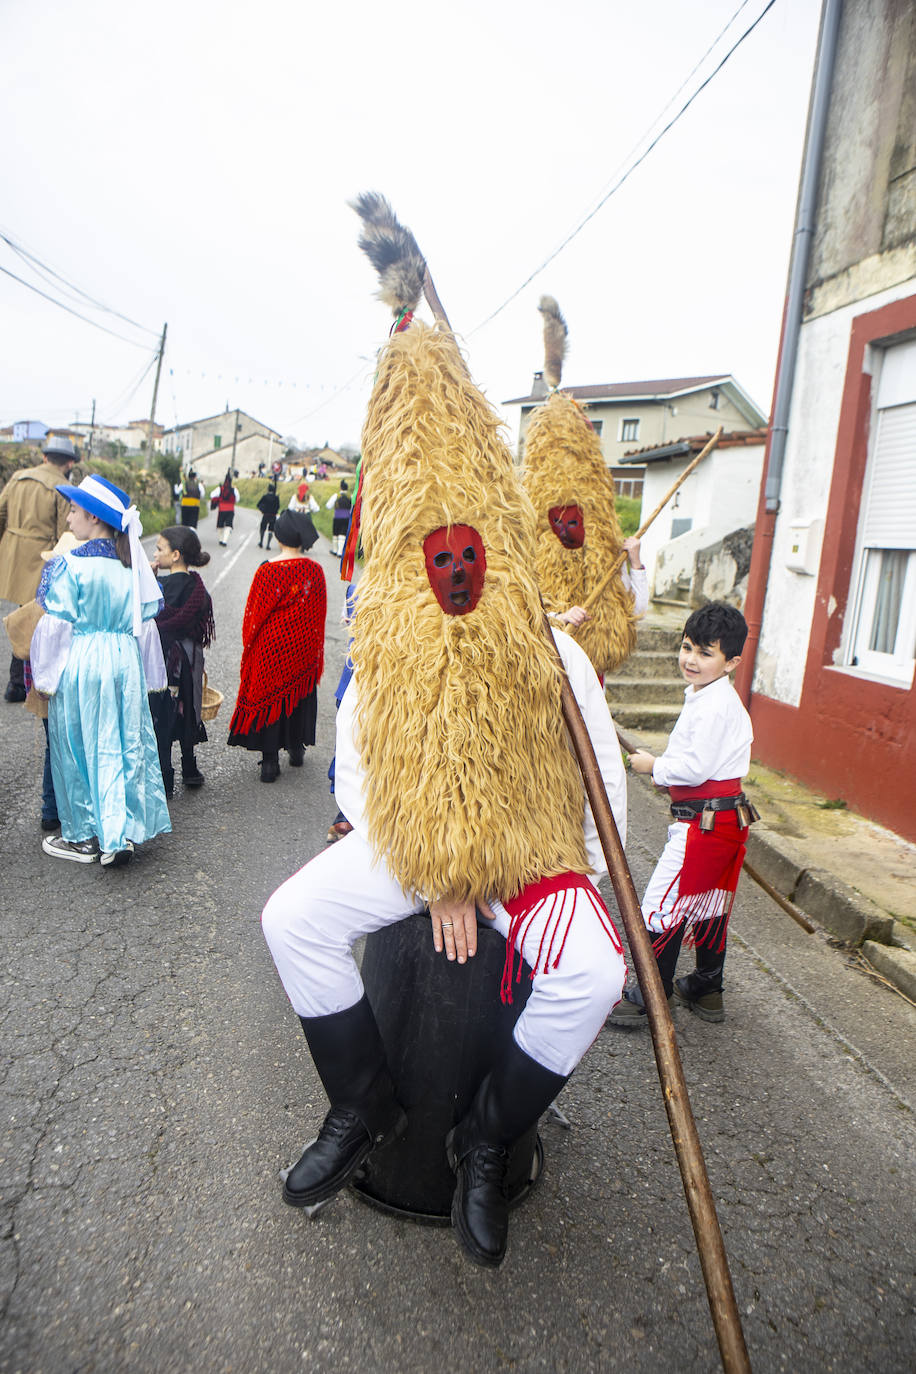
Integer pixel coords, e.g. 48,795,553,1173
839,341,916,688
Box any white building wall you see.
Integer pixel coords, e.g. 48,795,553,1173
641,446,763,594
752,279,913,706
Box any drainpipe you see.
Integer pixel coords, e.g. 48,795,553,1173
735,0,844,704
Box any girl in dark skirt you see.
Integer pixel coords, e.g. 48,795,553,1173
228,510,326,782
211,469,240,547
149,526,215,797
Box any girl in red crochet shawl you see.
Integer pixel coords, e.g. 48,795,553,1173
228,510,326,782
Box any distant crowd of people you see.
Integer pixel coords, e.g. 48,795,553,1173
1,448,340,866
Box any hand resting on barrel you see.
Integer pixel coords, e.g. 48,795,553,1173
430,896,496,964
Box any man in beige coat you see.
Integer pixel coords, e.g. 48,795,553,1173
0,435,76,700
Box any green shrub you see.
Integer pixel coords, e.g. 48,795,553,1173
616,494,641,537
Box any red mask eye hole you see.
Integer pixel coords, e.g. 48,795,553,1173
462,547,476,562
433,551,451,568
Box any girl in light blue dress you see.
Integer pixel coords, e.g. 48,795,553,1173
31,475,171,868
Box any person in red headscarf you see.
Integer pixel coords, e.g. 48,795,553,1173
227,510,326,782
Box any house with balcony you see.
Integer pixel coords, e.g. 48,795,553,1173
505,374,766,500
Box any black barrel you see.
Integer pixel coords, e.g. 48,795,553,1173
354,912,541,1223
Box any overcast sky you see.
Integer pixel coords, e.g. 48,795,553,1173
1,0,821,453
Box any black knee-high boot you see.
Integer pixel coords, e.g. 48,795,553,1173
446,1038,568,1267
673,921,727,1022
283,995,406,1209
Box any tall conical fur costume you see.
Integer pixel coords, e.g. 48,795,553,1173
522,297,637,675
352,320,590,902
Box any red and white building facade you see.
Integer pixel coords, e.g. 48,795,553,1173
738,0,916,842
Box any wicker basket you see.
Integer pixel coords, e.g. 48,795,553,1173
201,672,223,722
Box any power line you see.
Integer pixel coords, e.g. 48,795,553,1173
104,353,160,418
0,262,156,350
573,0,757,223
468,0,778,336
279,364,370,428
0,228,159,338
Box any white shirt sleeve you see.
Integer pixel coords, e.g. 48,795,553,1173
29,614,73,695
334,679,367,835
621,564,649,618
553,628,627,870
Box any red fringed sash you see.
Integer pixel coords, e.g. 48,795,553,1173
653,780,748,956
500,872,624,1005
228,558,326,736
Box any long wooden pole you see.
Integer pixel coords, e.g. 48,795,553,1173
417,269,749,1368
552,624,751,1373
575,425,723,619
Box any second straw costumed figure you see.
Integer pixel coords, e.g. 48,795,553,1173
522,296,639,676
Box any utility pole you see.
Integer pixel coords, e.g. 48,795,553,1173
229,406,240,475
88,398,96,460
146,323,167,462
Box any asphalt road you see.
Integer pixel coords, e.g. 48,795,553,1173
1,505,914,1373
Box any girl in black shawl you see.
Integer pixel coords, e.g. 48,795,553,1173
149,526,215,797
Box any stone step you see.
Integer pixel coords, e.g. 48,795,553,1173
611,701,682,733
636,624,684,651
619,649,681,679
605,676,685,705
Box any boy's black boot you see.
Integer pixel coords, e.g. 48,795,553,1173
673,947,725,1022
283,995,406,1209
446,1039,568,1268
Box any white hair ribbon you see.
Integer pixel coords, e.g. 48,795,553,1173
122,505,162,636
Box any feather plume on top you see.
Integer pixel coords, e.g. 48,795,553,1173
350,191,426,317
538,295,568,389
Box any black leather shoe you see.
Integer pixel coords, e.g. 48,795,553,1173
260,756,280,783
447,1134,510,1267
4,682,26,703
182,767,205,788
288,996,407,1210
287,747,305,767
283,1107,376,1207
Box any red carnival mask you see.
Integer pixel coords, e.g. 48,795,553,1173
423,524,487,615
547,504,585,549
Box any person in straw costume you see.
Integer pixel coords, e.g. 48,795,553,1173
261,194,628,1269
522,296,647,677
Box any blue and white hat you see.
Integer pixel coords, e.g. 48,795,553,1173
56,474,162,636
57,474,131,529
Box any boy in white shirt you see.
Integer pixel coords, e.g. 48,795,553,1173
608,602,755,1027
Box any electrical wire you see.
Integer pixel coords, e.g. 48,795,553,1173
285,364,369,427
0,262,155,350
568,0,757,227
0,228,159,338
104,352,160,419
468,0,778,335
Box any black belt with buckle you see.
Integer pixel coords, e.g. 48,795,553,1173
670,793,759,829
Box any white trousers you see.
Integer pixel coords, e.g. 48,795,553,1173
262,830,626,1077
641,821,730,935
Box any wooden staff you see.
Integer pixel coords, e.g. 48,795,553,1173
418,275,750,1372
554,632,751,1373
574,425,724,621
